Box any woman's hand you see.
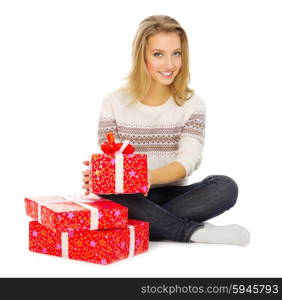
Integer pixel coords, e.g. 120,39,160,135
144,169,152,197
82,160,91,195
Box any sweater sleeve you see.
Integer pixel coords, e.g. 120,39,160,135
97,94,119,146
173,98,206,178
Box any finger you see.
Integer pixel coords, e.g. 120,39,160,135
83,161,89,166
85,189,90,195
82,176,90,182
82,170,90,175
82,183,91,189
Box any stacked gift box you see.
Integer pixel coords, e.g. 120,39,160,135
25,132,150,265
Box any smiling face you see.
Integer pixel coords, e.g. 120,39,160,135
145,32,182,86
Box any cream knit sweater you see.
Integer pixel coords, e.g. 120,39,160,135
97,89,206,188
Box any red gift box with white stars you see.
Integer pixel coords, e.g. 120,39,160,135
29,219,149,265
25,194,128,232
90,132,148,194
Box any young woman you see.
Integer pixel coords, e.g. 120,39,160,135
82,15,250,246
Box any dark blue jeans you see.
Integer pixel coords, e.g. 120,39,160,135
97,175,238,243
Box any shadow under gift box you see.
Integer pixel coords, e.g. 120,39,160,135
29,219,149,265
25,195,128,232
90,153,148,194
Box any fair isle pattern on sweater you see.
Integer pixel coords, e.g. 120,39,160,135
98,114,205,150
96,89,206,187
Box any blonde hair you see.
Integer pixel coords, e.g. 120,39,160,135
118,15,195,106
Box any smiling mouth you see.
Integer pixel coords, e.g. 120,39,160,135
159,72,174,78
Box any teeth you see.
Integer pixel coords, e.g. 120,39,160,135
160,72,172,76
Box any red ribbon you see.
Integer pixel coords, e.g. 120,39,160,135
100,132,135,154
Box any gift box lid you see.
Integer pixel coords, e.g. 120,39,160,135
25,194,128,232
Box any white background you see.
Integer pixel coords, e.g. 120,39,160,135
0,0,281,277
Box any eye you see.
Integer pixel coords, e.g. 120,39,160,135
153,52,162,57
153,51,182,57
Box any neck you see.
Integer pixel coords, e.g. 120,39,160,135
141,84,171,106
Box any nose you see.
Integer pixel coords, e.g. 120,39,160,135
163,56,175,70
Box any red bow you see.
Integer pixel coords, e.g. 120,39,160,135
100,132,135,154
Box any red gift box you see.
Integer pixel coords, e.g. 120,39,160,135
25,194,128,232
29,219,149,265
90,132,148,194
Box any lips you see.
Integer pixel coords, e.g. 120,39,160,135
159,71,173,78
